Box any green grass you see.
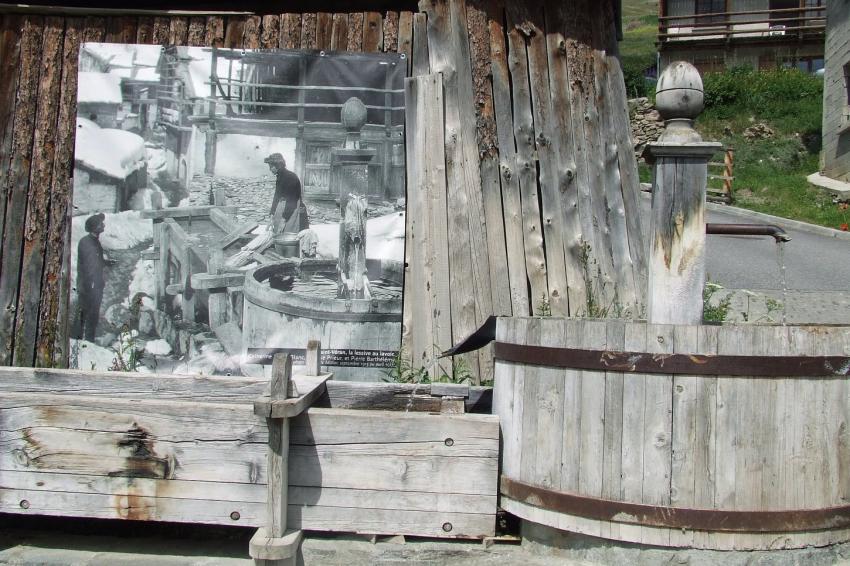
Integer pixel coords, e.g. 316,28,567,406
620,0,659,98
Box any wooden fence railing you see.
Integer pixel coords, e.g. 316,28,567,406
659,5,825,42
707,146,734,204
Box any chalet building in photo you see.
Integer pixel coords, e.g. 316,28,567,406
659,0,827,72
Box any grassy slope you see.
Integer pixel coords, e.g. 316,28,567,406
620,0,848,231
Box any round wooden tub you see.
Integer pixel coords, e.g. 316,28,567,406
493,317,850,550
241,259,403,381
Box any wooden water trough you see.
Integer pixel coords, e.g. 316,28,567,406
493,317,850,551
0,353,499,539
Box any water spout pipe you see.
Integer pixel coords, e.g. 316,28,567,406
706,223,791,243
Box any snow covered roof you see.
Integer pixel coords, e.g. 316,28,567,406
133,67,160,82
74,117,146,180
77,72,123,105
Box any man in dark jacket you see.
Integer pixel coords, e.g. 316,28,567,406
264,153,309,233
76,213,108,342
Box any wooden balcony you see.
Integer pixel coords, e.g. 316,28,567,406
658,5,825,43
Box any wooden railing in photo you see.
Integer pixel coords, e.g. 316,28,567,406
0,0,648,387
707,146,734,204
0,340,500,557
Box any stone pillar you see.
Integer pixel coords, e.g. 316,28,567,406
645,62,722,325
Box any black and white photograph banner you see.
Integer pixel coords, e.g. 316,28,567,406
69,43,406,381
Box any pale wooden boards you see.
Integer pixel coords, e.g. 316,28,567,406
495,317,850,550
0,370,498,538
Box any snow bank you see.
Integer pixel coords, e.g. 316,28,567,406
75,118,146,180
133,67,160,82
309,211,406,261
72,339,117,371
72,210,152,252
77,72,123,104
125,259,156,310
146,339,172,356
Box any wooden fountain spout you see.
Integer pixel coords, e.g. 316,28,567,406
338,194,369,299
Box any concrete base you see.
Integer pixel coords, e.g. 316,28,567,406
807,172,850,200
522,521,850,566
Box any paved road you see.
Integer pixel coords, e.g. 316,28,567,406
638,193,850,292
705,206,850,292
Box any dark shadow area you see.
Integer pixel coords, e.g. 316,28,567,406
0,513,254,558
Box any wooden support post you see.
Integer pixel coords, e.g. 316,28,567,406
250,353,303,566
207,248,228,329
645,62,722,325
305,340,321,377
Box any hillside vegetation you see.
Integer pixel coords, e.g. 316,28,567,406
620,0,847,231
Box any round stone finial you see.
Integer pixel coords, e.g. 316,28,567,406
655,61,704,121
341,97,368,133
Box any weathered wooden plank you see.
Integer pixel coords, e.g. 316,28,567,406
168,17,189,45
691,324,718,549
151,16,169,45
0,16,43,366
604,50,647,300
241,15,261,49
256,374,332,419
0,15,24,329
534,318,565,489
411,13,429,76
403,74,451,374
505,17,548,314
669,323,698,547
186,16,206,46
347,12,364,51
205,16,225,47
468,4,509,318
488,17,528,316
577,321,606,538
105,16,136,44
363,12,383,52
619,321,646,542
397,11,413,64
136,16,154,44
13,16,65,367
518,318,541,486
300,13,317,49
640,322,673,546
510,6,570,316
280,14,301,50
82,16,105,43
424,0,493,381
223,17,244,48
1,488,264,526
330,13,349,51
598,321,625,540
288,499,494,538
383,11,399,52
259,15,280,49
314,13,332,51
596,51,637,311
502,318,528,480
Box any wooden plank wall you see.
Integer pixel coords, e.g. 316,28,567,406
0,0,645,384
0,368,499,537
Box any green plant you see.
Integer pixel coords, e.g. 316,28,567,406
535,296,552,317
383,351,474,385
702,281,732,323
109,325,142,372
577,240,638,319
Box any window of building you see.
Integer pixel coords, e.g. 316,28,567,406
695,0,726,25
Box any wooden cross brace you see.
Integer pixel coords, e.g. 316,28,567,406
249,342,331,566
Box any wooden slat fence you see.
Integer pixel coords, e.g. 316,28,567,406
0,0,645,383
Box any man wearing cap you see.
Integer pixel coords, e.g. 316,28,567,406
264,153,309,233
76,213,108,342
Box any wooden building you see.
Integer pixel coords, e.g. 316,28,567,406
659,0,826,72
821,0,850,182
0,0,646,384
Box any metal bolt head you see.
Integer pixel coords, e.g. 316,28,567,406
442,522,453,532
230,511,240,521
